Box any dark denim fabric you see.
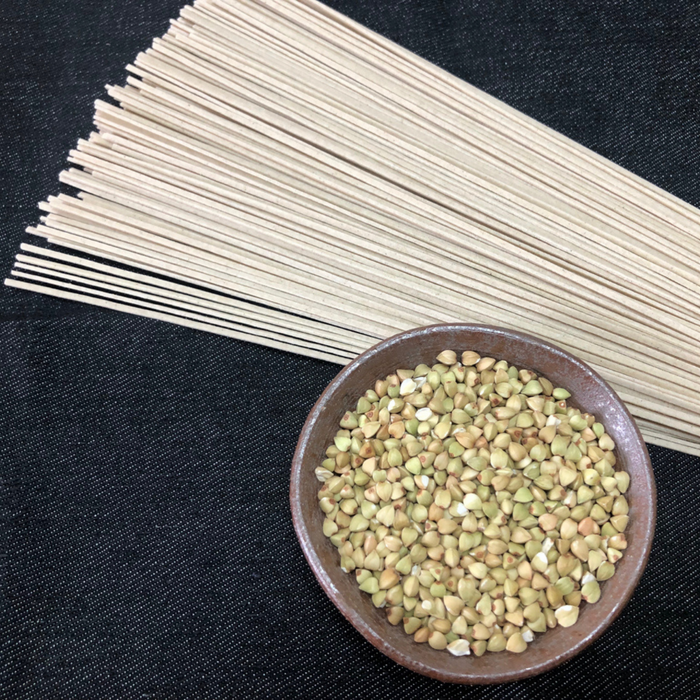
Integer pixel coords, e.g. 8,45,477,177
1,1,699,698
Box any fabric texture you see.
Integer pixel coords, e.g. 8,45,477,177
1,0,699,697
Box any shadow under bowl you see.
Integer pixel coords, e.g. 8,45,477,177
290,324,655,683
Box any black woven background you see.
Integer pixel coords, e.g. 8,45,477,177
1,1,699,697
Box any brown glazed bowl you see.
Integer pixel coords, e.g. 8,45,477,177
290,324,655,683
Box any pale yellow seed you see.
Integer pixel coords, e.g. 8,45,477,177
506,633,527,653
554,605,580,627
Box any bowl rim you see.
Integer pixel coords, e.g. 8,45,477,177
290,323,656,683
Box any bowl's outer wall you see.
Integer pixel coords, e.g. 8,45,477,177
291,325,655,684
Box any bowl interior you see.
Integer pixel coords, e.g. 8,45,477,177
291,325,655,683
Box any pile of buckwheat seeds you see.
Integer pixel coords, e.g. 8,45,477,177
316,351,630,655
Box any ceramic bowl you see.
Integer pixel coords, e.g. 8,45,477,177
290,324,655,683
